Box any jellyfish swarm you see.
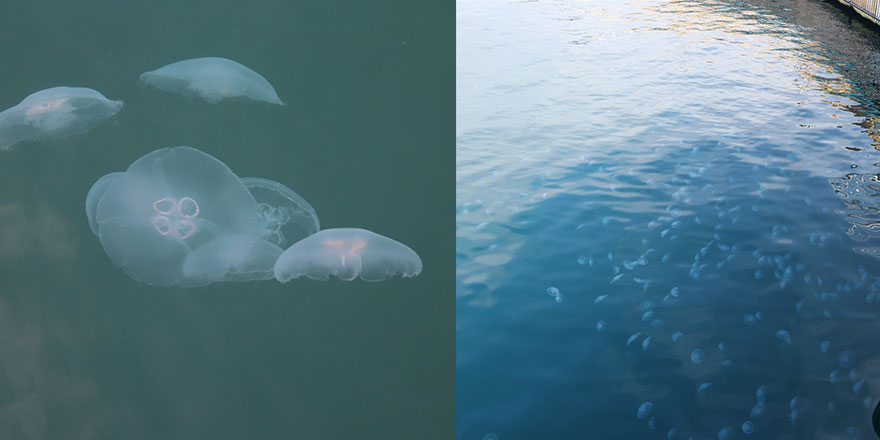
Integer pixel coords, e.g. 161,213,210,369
92,146,278,287
139,57,284,105
0,87,124,149
241,177,319,248
274,228,422,282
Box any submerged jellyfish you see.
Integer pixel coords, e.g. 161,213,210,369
140,57,284,105
240,177,319,248
85,171,123,235
0,87,123,149
273,228,422,282
94,146,263,286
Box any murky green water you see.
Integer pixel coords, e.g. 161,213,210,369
0,1,453,439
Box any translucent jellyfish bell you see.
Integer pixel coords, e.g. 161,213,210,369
139,57,284,105
240,177,319,248
94,146,262,287
0,87,124,150
274,228,422,282
85,172,123,235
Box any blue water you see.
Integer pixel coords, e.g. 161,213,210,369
457,1,880,439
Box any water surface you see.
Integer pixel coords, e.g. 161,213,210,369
457,1,880,438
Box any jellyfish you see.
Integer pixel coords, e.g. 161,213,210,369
94,146,263,287
139,57,284,105
0,87,123,149
85,172,123,235
182,235,283,283
240,177,319,248
273,228,422,282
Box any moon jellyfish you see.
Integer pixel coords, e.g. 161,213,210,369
776,329,792,344
0,87,123,149
637,401,653,419
140,57,284,105
93,146,263,286
741,421,754,435
182,235,283,283
838,350,855,368
85,172,123,235
241,177,319,248
690,348,705,364
273,228,422,282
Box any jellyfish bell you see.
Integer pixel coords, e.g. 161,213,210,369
274,228,422,282
94,146,262,287
85,172,123,235
182,235,283,283
240,177,319,248
139,57,284,105
0,87,124,150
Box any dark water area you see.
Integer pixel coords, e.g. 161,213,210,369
457,1,880,439
0,1,453,439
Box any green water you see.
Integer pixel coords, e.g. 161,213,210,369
0,1,453,438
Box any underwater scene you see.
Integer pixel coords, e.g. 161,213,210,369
457,0,880,439
0,1,453,439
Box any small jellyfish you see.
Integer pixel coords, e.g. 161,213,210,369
642,336,652,351
85,172,123,235
670,286,680,297
483,435,499,440
241,177,320,248
698,382,712,393
756,385,767,402
637,401,653,419
547,287,560,296
626,332,642,347
853,379,865,395
718,427,732,440
743,314,756,326
595,294,608,303
820,340,831,354
0,87,123,149
750,402,765,419
274,228,422,282
690,348,705,364
596,320,606,332
672,331,684,342
140,57,284,105
577,256,588,265
838,350,855,368
742,421,754,435
776,329,792,344
93,146,264,287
